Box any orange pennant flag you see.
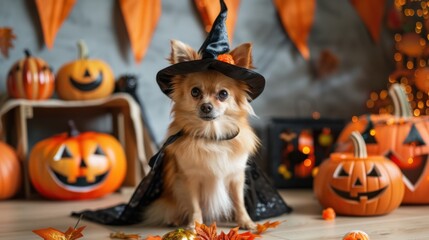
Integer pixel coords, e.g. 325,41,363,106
350,0,386,43
274,0,316,60
119,0,161,63
35,0,76,49
194,0,240,41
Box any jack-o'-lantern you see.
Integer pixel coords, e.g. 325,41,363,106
314,131,404,216
337,83,429,204
7,49,55,100
0,141,21,199
56,40,114,100
29,121,126,200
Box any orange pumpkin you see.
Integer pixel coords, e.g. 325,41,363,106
0,141,21,199
337,83,429,204
56,40,114,100
6,49,55,100
342,230,369,240
314,131,404,216
29,121,126,200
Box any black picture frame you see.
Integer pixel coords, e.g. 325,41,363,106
268,118,346,188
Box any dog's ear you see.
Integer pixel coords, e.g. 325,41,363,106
230,43,254,69
169,40,199,64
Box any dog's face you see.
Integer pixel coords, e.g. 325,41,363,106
167,40,256,139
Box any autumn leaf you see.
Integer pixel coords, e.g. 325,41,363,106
217,227,240,240
255,221,282,235
196,221,218,240
237,231,260,240
32,215,86,240
144,236,162,240
0,27,16,58
110,231,140,239
32,226,86,240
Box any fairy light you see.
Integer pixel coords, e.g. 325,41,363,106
368,0,429,115
303,159,312,167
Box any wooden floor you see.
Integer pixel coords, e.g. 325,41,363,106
1,188,429,239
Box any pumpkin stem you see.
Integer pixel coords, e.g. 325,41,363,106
67,120,80,137
351,131,367,158
24,49,31,58
77,40,89,59
389,83,413,118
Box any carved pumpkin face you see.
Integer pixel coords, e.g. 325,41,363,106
56,41,114,100
314,132,404,216
337,84,429,204
29,123,126,200
7,49,55,100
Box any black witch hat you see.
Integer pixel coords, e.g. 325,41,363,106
156,0,265,101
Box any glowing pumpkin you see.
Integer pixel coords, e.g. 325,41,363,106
6,49,55,100
56,40,114,100
29,121,126,200
337,83,429,204
314,131,404,216
0,141,21,199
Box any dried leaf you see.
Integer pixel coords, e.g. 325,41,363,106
32,226,85,240
33,216,86,240
237,231,260,240
195,221,218,240
110,231,140,239
255,221,282,235
144,236,162,240
217,227,240,240
0,27,16,58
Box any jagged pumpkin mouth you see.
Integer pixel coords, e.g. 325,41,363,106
331,186,387,202
51,169,109,188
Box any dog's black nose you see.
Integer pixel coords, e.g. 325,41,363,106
200,103,213,113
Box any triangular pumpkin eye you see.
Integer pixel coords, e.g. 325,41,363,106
94,145,105,156
54,145,73,161
403,124,425,146
367,166,380,177
335,165,349,177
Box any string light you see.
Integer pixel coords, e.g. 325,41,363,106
368,0,429,115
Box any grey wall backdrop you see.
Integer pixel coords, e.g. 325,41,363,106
0,0,394,144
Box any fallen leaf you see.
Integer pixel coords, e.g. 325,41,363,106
196,222,218,240
144,235,161,240
110,231,140,239
255,221,282,235
32,215,86,240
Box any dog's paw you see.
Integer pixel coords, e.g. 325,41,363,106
238,219,257,230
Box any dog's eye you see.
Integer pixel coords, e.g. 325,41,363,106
217,90,229,101
191,87,201,98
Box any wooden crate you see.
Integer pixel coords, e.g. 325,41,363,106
0,93,154,198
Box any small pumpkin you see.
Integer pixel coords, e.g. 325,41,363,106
0,141,21,199
6,49,55,100
314,131,404,216
337,83,429,204
56,40,114,100
343,230,370,240
29,121,126,200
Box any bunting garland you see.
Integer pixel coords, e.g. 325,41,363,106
119,0,161,63
31,1,384,62
35,0,76,49
273,0,316,60
350,0,386,43
194,0,240,41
